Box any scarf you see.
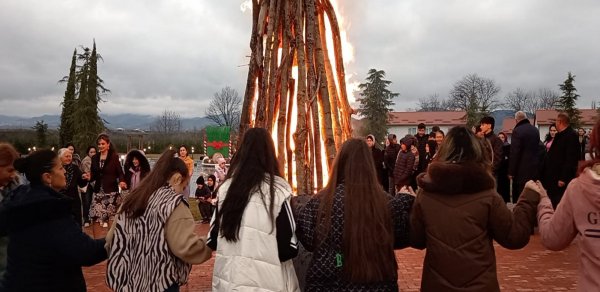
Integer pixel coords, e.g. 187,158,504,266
129,167,141,190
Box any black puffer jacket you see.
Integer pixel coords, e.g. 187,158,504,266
0,185,106,292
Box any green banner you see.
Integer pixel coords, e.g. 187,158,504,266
205,126,230,158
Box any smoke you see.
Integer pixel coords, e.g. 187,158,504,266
240,0,252,13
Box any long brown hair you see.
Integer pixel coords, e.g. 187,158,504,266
119,149,189,218
316,139,396,283
578,119,600,174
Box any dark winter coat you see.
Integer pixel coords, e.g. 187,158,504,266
393,150,415,188
410,162,539,292
0,185,107,292
370,147,386,187
383,143,401,178
297,184,414,291
578,135,588,160
484,131,504,175
60,164,87,226
415,133,429,173
90,151,125,193
540,126,580,206
497,142,511,202
508,119,541,184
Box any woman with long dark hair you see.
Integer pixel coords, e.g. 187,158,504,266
87,133,126,228
106,149,212,292
410,126,541,291
536,119,600,291
0,150,106,291
208,128,299,291
544,123,558,152
296,139,414,291
123,149,150,192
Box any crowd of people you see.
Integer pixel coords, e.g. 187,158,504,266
0,112,598,291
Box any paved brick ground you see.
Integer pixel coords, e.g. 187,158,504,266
83,223,579,291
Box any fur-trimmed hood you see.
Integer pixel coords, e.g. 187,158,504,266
417,161,495,195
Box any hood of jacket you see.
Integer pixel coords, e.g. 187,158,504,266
417,161,495,195
579,164,600,205
2,184,72,232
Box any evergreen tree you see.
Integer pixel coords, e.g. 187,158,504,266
557,72,582,128
32,120,48,148
357,69,398,142
59,49,78,146
72,41,109,150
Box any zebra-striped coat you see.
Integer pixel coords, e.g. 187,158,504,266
106,186,192,291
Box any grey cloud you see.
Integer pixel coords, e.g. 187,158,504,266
1,0,599,117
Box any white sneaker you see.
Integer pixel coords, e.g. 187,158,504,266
84,222,90,227
102,222,108,228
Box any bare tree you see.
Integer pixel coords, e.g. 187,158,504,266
448,74,501,127
449,74,500,112
503,88,532,112
151,109,182,134
205,86,242,128
532,88,560,111
417,93,452,111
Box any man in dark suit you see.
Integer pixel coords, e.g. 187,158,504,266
540,113,580,208
508,111,541,202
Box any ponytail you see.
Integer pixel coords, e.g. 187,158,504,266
13,150,57,185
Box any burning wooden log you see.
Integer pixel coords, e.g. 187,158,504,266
239,0,353,194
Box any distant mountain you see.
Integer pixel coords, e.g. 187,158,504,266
0,114,215,131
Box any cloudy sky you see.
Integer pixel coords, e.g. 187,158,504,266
1,0,599,118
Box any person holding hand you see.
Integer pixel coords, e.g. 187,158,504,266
106,149,212,292
536,119,600,291
88,133,126,228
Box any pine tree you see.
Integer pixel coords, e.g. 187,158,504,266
557,72,582,128
357,69,398,143
72,41,109,150
32,120,48,148
59,49,77,146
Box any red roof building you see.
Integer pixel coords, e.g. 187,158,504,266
386,111,467,138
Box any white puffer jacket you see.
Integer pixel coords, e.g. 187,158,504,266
212,176,300,292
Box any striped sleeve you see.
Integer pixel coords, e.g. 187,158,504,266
276,198,298,262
